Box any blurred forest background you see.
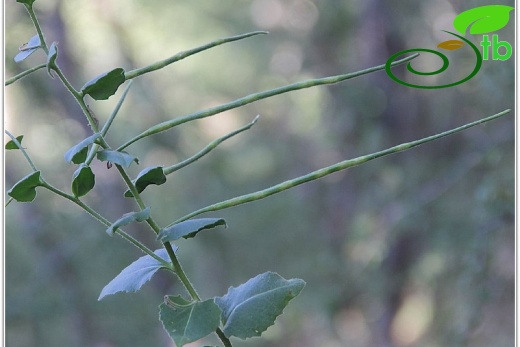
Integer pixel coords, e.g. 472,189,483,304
5,0,514,346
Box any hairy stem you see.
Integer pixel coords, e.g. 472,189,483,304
124,31,267,80
118,53,419,150
5,63,46,86
170,109,511,226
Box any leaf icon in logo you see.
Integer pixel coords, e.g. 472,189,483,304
453,5,514,35
437,40,465,51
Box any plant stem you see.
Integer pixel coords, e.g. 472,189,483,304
124,31,268,80
163,115,259,175
216,328,233,347
117,53,419,150
5,63,46,86
114,163,202,299
23,4,48,53
5,130,38,172
38,179,169,266
101,80,133,137
170,109,511,226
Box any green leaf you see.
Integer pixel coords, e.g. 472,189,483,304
5,135,24,150
106,207,151,236
160,296,221,347
14,35,41,62
215,272,305,339
46,42,58,78
157,218,227,242
124,166,167,197
97,149,139,168
98,248,171,300
81,68,126,100
16,0,36,5
453,5,514,35
64,133,100,164
7,171,43,202
71,164,95,197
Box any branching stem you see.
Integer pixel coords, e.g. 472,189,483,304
5,63,46,86
118,53,419,150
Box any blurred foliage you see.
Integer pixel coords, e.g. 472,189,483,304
5,0,514,346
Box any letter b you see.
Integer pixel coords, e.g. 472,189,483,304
492,34,512,61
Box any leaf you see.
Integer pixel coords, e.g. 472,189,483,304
106,207,151,236
7,171,43,202
437,40,464,51
98,248,171,300
215,272,305,339
157,218,227,242
46,42,58,78
16,0,36,5
5,135,24,150
160,296,221,347
81,68,126,100
124,166,167,197
14,35,41,62
64,133,100,164
97,149,139,168
453,5,514,35
71,164,95,197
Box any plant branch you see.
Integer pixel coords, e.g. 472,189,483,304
216,328,233,347
170,109,511,225
117,53,419,150
101,80,134,137
124,31,268,80
51,65,101,133
114,164,202,299
163,115,260,175
5,130,38,172
23,3,48,53
38,179,169,266
5,63,46,86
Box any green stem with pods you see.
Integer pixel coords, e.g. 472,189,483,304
170,109,511,226
124,31,268,80
117,53,419,151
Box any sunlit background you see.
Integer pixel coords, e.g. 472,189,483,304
5,1,514,346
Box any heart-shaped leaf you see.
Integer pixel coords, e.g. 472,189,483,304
106,207,151,236
158,218,227,242
124,166,167,197
5,135,24,150
98,248,172,300
97,149,138,168
14,35,41,62
7,171,43,202
81,68,126,100
453,5,514,35
160,296,221,347
64,133,100,164
437,39,465,51
71,164,95,197
46,42,58,78
215,272,305,339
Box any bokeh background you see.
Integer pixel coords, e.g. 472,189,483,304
5,1,514,346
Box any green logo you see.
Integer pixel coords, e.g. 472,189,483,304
386,5,514,89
